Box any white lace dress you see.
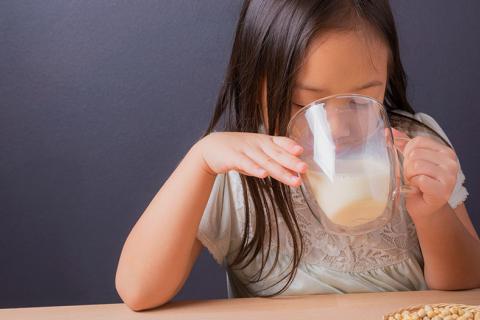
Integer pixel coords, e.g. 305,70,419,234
197,112,469,297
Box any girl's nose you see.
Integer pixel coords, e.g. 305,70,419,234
329,115,351,142
326,104,352,142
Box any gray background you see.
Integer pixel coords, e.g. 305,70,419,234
0,0,478,308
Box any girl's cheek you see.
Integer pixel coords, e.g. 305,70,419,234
290,105,303,118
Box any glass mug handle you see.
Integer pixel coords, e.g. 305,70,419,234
393,136,419,196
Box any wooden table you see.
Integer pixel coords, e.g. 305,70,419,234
1,289,479,320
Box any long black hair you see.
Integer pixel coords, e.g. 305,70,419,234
203,0,441,297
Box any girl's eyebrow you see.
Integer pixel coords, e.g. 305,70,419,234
294,80,384,92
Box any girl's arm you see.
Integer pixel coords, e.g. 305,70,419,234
414,203,480,290
115,133,306,311
115,143,215,311
399,134,480,289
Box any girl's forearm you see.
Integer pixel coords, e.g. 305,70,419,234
412,204,480,290
115,142,215,310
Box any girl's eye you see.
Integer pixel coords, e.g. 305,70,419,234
292,103,305,109
346,98,369,110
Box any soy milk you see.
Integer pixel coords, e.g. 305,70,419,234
306,158,390,227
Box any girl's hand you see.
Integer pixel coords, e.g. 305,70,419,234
194,132,307,187
393,130,459,219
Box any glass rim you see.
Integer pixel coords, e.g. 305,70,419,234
286,93,388,136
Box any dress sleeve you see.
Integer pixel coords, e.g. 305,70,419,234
413,112,469,208
197,172,244,265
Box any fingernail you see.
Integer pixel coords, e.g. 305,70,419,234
293,145,303,153
297,162,307,172
257,168,267,176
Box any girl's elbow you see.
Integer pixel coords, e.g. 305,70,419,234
426,281,456,291
426,276,480,291
119,291,151,312
115,274,171,311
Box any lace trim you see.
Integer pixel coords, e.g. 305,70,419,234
229,172,422,274
284,187,421,273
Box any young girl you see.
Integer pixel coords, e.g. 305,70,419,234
116,0,480,310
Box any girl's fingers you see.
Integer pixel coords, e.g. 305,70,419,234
407,147,459,170
235,153,268,178
262,143,307,174
244,147,301,187
403,136,456,160
404,158,442,182
271,136,304,156
409,175,448,203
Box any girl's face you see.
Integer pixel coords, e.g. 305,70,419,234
261,29,390,134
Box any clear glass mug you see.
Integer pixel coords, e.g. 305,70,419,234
287,94,415,235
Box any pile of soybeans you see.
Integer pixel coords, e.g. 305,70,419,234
384,304,480,320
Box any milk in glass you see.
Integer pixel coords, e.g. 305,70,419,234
306,158,390,227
